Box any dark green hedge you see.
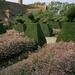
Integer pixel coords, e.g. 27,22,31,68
12,22,27,32
56,22,75,42
28,13,35,21
40,23,53,37
46,21,63,29
65,7,75,22
24,23,46,46
51,21,62,29
0,23,6,34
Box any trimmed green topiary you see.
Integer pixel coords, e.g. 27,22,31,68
60,16,68,22
56,22,75,42
65,6,75,22
50,21,62,29
28,13,34,21
12,22,27,32
40,23,53,37
24,23,46,46
0,23,6,34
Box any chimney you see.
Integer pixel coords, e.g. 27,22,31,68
4,9,11,18
18,0,22,5
35,2,40,7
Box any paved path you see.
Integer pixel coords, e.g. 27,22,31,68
46,37,57,44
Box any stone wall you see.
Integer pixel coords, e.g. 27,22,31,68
27,2,47,13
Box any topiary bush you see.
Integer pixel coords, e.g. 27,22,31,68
28,13,35,21
24,23,46,46
46,21,63,29
12,22,27,32
0,23,6,34
65,6,75,22
50,21,62,29
4,22,13,30
11,16,27,32
60,16,68,22
40,23,53,37
56,22,75,42
0,30,37,60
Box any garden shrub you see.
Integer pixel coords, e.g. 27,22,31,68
23,13,32,23
1,42,75,75
16,18,25,24
0,30,37,60
0,23,6,34
60,16,68,22
37,23,47,46
40,23,53,37
56,22,75,42
28,13,34,21
12,16,27,32
50,21,62,29
65,6,75,22
24,23,46,46
55,16,62,22
4,23,13,30
34,10,43,17
42,16,50,23
34,17,40,23
12,22,27,32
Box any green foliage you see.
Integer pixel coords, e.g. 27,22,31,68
48,1,63,15
66,7,75,22
28,13,35,21
12,22,27,32
60,16,68,22
24,23,46,46
37,23,47,46
52,22,62,29
0,23,6,34
11,15,26,32
35,18,40,23
4,22,13,30
54,16,62,22
34,10,43,16
43,16,50,23
34,10,52,23
16,18,25,23
40,23,53,37
56,22,75,42
47,21,63,29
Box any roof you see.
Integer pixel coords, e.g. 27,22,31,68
0,1,36,20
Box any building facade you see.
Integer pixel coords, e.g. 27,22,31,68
0,0,47,23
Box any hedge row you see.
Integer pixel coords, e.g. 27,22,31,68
57,22,75,42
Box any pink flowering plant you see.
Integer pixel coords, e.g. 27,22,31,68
0,29,37,60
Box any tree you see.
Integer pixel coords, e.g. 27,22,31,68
40,2,46,5
48,1,62,15
66,6,75,22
